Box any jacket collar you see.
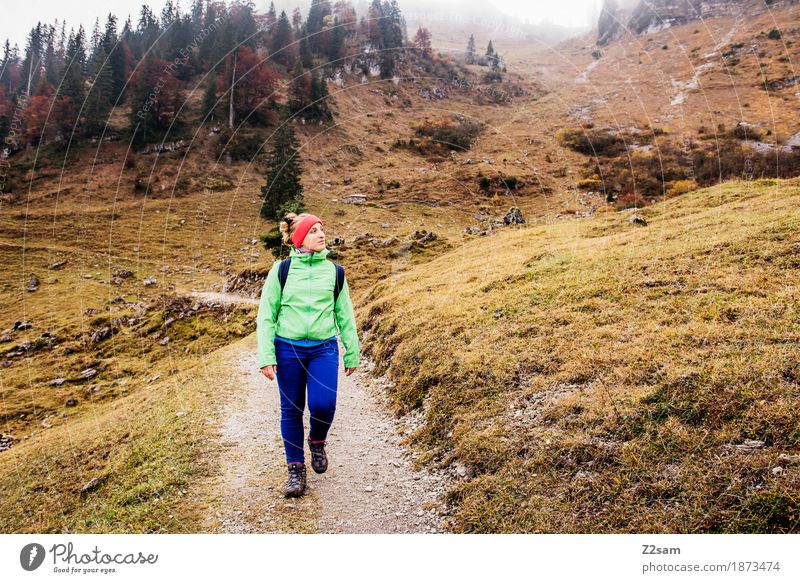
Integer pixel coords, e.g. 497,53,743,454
289,246,330,262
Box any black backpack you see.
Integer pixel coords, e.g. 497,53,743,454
275,258,345,319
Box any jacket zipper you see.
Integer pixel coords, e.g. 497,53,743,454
306,255,312,339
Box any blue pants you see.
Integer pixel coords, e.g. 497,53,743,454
274,337,339,464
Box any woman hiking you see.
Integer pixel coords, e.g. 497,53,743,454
256,212,361,498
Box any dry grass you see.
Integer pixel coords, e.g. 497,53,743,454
359,176,800,533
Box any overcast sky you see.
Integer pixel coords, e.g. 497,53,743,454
0,0,603,49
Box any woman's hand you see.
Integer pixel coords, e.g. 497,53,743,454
345,367,357,376
260,365,277,381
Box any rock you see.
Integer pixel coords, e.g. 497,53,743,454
26,274,40,292
90,326,113,343
474,213,488,221
453,462,470,478
329,236,344,246
733,439,765,451
79,368,98,380
629,214,647,226
364,485,374,492
111,268,134,279
777,453,800,464
334,209,345,216
49,260,67,270
771,466,784,476
0,433,14,452
80,476,103,494
381,222,390,228
462,226,483,235
502,207,525,225
342,194,367,204
66,398,77,407
175,411,187,418
50,377,67,386
14,321,32,331
159,336,171,346
380,236,398,247
143,277,158,286
0,333,12,343
83,274,93,279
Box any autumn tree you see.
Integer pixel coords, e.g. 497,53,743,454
128,53,183,144
223,46,279,127
413,27,432,59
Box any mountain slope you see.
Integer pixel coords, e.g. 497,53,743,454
359,176,800,532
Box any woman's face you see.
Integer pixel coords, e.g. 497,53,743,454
301,222,326,251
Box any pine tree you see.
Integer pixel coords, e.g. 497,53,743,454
102,14,128,104
20,23,45,95
328,17,346,63
309,72,333,123
61,27,87,115
270,10,294,68
289,59,311,115
299,27,313,68
261,118,304,220
83,48,114,136
466,34,476,64
486,40,497,67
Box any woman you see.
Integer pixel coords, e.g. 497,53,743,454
256,212,361,498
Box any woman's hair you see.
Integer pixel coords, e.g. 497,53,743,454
279,212,315,246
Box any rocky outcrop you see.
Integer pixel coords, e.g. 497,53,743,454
597,0,793,45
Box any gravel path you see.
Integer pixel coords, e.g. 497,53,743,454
201,334,452,533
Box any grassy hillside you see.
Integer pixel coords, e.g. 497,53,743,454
360,176,800,533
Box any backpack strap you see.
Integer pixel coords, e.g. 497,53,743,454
278,257,292,291
333,263,345,306
275,257,292,321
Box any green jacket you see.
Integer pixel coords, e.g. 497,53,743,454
256,246,360,368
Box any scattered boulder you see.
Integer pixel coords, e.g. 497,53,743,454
66,398,77,407
342,194,367,204
629,214,647,226
14,321,32,331
334,209,345,216
111,268,134,279
502,207,525,225
80,476,103,495
159,336,171,346
50,377,67,386
0,433,14,452
26,274,40,292
143,277,158,286
79,368,98,380
222,266,269,297
90,326,115,344
49,260,67,270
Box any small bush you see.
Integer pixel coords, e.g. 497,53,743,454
767,29,782,40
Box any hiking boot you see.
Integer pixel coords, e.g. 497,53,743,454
285,462,306,497
307,437,328,474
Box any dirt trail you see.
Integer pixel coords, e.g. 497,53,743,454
200,333,451,533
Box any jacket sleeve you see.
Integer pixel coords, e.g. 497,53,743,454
334,275,361,368
256,261,282,368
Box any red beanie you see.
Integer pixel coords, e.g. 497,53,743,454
290,214,324,248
